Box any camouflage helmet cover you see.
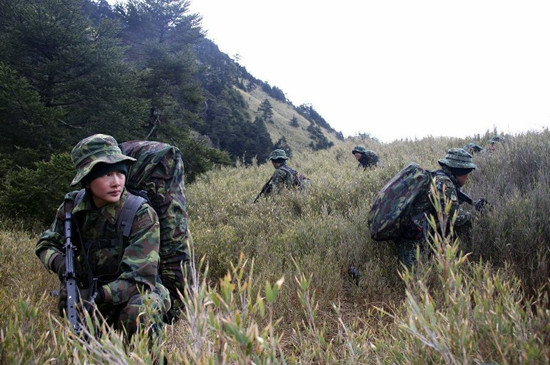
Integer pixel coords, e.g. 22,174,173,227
269,149,288,160
352,145,367,154
438,148,477,169
464,142,484,152
488,135,504,144
70,134,136,186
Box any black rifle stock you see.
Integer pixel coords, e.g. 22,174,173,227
457,189,489,212
253,176,273,203
456,190,473,205
64,206,81,334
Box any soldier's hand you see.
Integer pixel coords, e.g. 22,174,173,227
474,198,488,213
57,286,67,317
51,255,66,282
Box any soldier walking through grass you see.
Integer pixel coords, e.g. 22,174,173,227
394,148,477,268
352,145,379,169
260,149,309,198
35,134,170,339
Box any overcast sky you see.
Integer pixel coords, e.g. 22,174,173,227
110,0,550,142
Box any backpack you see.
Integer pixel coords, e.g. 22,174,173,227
280,165,311,190
119,141,189,259
72,141,188,257
368,163,432,241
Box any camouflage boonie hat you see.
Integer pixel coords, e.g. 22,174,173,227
352,145,367,154
70,134,136,186
463,142,484,153
269,149,288,160
438,148,477,169
488,135,504,144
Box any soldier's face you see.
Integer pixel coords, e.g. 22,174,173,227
87,171,126,207
354,152,362,160
456,174,469,187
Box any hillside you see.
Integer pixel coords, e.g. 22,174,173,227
0,0,341,195
193,37,343,156
235,84,342,153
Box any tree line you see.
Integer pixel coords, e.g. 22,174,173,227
0,0,278,222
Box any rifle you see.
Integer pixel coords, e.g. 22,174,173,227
64,203,81,334
457,190,473,205
253,176,273,203
457,190,488,212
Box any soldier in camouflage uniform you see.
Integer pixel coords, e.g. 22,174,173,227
36,134,170,338
352,145,379,169
487,135,504,152
463,142,484,155
266,149,299,196
395,148,477,268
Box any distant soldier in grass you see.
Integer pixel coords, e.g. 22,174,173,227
352,145,379,169
487,135,504,152
35,134,170,339
463,142,484,155
395,148,477,268
257,149,309,199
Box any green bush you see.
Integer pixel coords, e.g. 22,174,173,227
0,153,73,226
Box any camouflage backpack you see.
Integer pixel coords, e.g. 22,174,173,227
368,163,432,241
119,141,189,258
280,165,311,190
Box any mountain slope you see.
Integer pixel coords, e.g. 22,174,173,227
194,38,343,158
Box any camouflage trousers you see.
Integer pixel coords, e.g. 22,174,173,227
97,282,170,338
393,237,427,269
160,252,190,323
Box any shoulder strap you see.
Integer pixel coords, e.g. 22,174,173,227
279,165,297,176
75,189,86,206
117,193,147,238
66,188,87,212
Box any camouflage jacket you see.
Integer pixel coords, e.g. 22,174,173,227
358,151,379,169
268,164,297,195
407,167,471,235
36,189,164,306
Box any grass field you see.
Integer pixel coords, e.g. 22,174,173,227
1,130,549,364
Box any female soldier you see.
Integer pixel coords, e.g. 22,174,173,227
36,134,170,338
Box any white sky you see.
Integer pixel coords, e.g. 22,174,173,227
111,0,550,142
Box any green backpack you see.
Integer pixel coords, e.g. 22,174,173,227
119,140,188,260
368,163,432,241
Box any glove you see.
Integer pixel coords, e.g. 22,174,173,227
51,255,66,282
475,198,488,213
57,285,67,317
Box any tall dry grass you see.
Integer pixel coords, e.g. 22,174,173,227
1,130,549,363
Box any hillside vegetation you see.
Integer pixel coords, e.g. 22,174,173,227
1,131,549,364
0,0,341,225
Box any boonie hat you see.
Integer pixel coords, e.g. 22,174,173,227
352,145,367,154
70,134,135,186
463,142,484,153
438,148,477,170
269,149,288,160
488,135,504,144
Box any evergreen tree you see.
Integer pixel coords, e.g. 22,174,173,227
258,98,274,123
0,63,65,176
274,136,292,158
307,123,334,151
0,0,146,143
115,0,204,141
